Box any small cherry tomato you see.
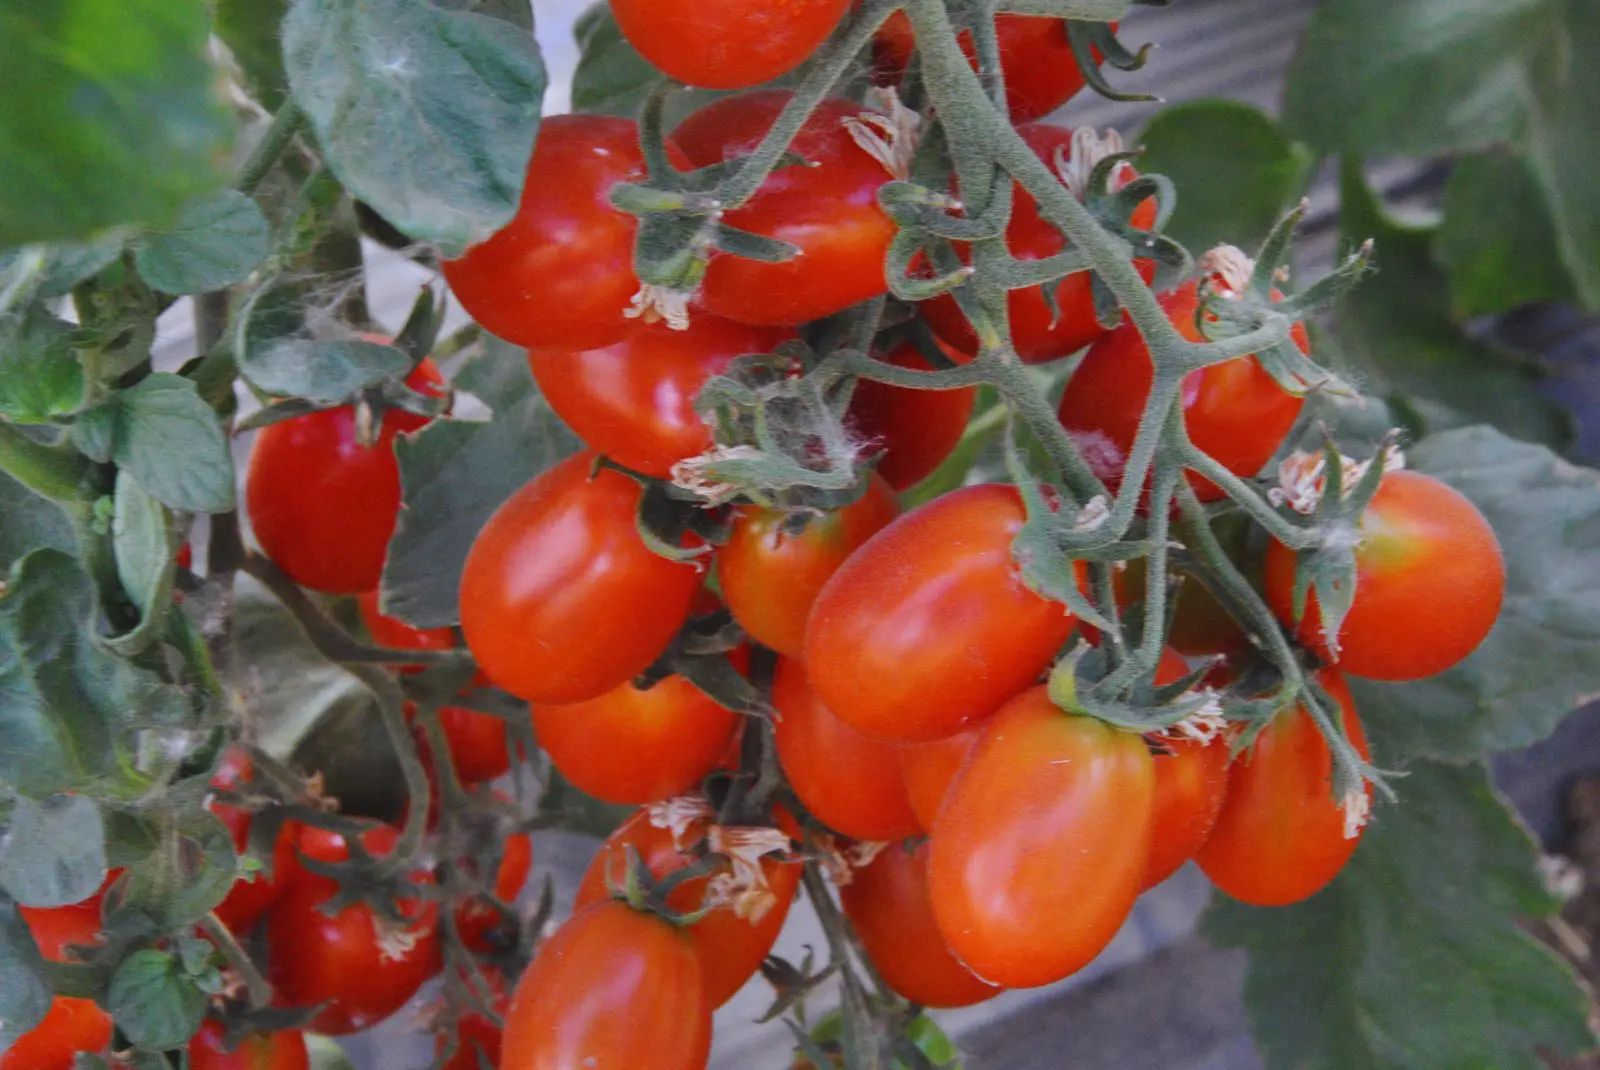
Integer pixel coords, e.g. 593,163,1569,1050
246,360,446,594
357,590,454,661
189,1021,310,1070
772,657,922,841
575,807,801,1009
1265,469,1504,681
612,0,851,89
500,900,711,1070
208,750,299,935
896,726,981,832
929,687,1154,988
460,451,703,704
442,115,687,352
840,840,1001,1008
1196,669,1371,906
1141,649,1230,890
805,483,1077,742
845,341,977,491
267,822,442,1035
720,474,899,657
0,996,111,1070
673,91,896,327
456,829,534,955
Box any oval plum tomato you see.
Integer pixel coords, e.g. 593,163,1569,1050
0,996,111,1070
1058,280,1308,502
267,823,442,1035
460,451,703,704
896,726,980,831
840,840,1001,1008
845,341,977,491
357,590,454,661
612,0,850,89
575,808,801,1008
530,314,793,480
208,750,299,935
246,360,446,594
1196,669,1371,906
929,687,1154,987
921,124,1157,364
189,1021,310,1070
533,656,743,806
673,92,896,327
720,474,899,657
874,13,1104,122
1141,649,1229,890
501,899,711,1070
805,483,1077,742
771,658,922,841
1265,469,1504,681
441,116,685,352
457,829,534,954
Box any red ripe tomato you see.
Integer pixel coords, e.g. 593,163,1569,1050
720,474,899,657
1265,469,1504,681
438,970,509,1070
1141,648,1229,890
771,657,921,841
612,0,851,89
267,823,442,1035
921,123,1157,364
357,590,454,660
501,900,711,1070
460,451,703,704
189,1021,310,1070
442,116,688,352
874,13,1104,123
896,726,980,831
575,808,801,1009
929,687,1154,988
457,830,534,954
0,996,111,1070
208,750,299,935
533,654,743,806
845,341,977,491
1196,669,1371,906
530,315,793,480
1058,280,1308,503
805,483,1077,742
673,92,896,327
20,871,117,962
246,360,445,594
840,840,1001,1008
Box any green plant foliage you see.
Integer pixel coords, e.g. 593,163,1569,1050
133,190,271,296
0,794,107,908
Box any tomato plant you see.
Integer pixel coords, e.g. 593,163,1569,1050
208,750,299,934
845,341,977,491
0,996,112,1070
456,829,533,955
188,1021,310,1070
611,0,851,89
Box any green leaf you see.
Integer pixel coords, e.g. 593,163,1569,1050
215,0,290,111
110,375,237,514
107,948,206,1051
1282,0,1563,156
0,468,74,572
1437,152,1578,317
0,0,231,245
33,238,126,298
1333,160,1571,452
110,471,178,655
1205,760,1593,1070
305,1035,361,1070
282,0,545,255
1348,426,1600,761
0,794,107,908
245,341,411,404
1134,101,1313,255
382,336,578,627
0,305,83,424
0,893,52,1051
120,810,236,929
571,3,659,117
132,190,270,296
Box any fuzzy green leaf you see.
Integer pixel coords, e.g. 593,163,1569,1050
110,471,178,655
0,469,74,572
571,4,659,117
215,0,290,111
120,810,237,929
107,949,207,1051
244,340,411,404
0,794,107,908
133,190,271,296
0,893,51,1051
1437,152,1577,317
110,375,237,514
0,305,83,424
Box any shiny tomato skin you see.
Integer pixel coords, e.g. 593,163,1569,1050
574,808,800,1009
460,451,703,704
721,474,899,657
0,996,112,1070
929,687,1154,988
457,830,534,954
612,0,850,89
530,315,793,480
189,1021,310,1070
441,116,686,352
357,590,454,660
1058,281,1308,502
1265,470,1505,681
246,360,445,594
846,342,977,491
534,658,743,806
673,92,895,327
921,123,1157,364
805,483,1076,742
1140,648,1229,890
840,840,1001,1008
897,727,981,832
209,750,299,935
267,823,443,1035
772,657,922,840
502,900,710,1070
1196,670,1371,906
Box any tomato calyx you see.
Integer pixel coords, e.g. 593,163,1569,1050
1044,643,1219,736
841,87,923,182
631,600,772,718
1064,17,1156,102
622,795,800,927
